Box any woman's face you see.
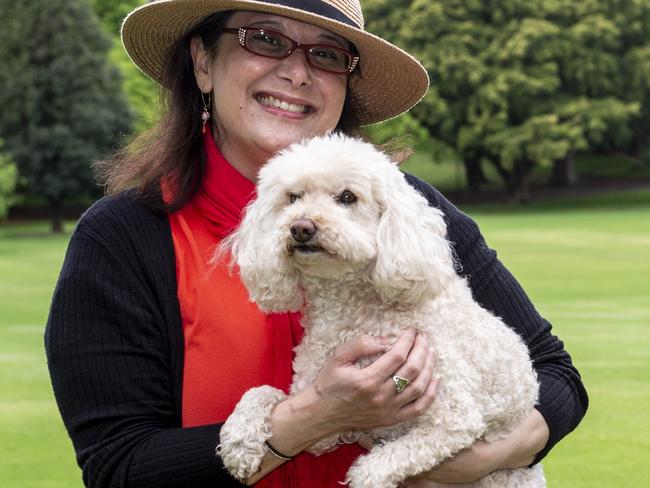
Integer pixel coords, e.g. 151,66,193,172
192,11,349,180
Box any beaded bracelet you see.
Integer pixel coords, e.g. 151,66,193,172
264,440,294,461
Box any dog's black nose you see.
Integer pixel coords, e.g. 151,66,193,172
290,219,317,243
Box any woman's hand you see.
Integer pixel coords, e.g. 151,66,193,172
311,327,438,432
267,328,438,457
245,329,437,485
404,409,550,485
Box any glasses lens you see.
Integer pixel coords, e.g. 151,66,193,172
245,29,291,58
242,28,354,74
308,46,351,73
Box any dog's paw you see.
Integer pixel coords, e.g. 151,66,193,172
218,443,263,482
345,456,399,488
218,385,287,480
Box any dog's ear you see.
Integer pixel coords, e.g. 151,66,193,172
370,164,457,305
219,190,303,313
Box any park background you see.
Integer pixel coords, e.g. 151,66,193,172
0,0,648,486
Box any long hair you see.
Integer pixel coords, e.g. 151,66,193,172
95,11,364,212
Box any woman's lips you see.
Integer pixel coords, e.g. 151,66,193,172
256,93,313,117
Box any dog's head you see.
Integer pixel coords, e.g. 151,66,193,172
222,133,457,312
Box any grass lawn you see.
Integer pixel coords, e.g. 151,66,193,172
465,189,650,487
0,222,80,487
1,188,649,486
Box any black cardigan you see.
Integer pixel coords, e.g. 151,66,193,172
45,174,588,488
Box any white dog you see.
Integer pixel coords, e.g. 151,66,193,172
218,134,545,488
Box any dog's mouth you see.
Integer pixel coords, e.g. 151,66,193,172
287,239,336,257
290,244,325,255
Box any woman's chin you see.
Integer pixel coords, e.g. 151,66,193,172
258,131,319,156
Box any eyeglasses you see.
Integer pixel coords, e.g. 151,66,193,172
223,26,359,75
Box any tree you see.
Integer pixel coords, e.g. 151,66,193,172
0,0,133,232
364,0,642,201
91,0,144,35
0,140,18,220
91,0,160,131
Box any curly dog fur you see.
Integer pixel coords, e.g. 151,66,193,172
218,134,545,487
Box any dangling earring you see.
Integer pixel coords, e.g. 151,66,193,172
201,92,211,134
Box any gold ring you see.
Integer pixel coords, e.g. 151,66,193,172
392,375,410,394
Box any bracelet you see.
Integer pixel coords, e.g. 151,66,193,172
264,440,294,461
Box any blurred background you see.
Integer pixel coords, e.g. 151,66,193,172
0,0,648,486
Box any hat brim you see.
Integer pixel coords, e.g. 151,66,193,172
122,0,429,125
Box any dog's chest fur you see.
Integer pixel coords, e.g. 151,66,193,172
292,273,505,392
290,271,538,449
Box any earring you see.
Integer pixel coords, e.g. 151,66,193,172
201,92,211,134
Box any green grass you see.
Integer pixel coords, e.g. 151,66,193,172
1,190,649,486
0,222,81,488
467,190,650,486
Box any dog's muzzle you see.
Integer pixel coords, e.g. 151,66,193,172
289,219,323,254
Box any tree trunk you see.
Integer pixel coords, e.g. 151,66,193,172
50,200,63,234
488,158,515,195
464,155,489,193
631,116,649,160
512,159,535,204
549,152,577,187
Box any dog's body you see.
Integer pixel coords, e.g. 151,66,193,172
218,134,545,487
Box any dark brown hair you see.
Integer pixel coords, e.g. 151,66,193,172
96,11,364,212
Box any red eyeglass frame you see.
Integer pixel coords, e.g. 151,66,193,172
222,26,360,75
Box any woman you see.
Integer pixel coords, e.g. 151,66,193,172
45,1,588,487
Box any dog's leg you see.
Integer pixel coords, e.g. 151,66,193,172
475,464,546,488
217,385,288,481
347,431,545,488
345,423,483,488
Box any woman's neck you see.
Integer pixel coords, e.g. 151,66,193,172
214,129,270,183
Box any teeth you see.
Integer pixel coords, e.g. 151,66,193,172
258,95,308,113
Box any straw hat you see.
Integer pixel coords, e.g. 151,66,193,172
122,0,429,125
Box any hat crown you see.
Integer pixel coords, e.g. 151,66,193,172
258,0,364,29
319,0,364,29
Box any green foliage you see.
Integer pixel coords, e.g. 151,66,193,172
364,0,649,199
108,43,161,132
365,112,430,147
0,0,133,231
0,140,18,219
90,0,143,36
92,0,160,132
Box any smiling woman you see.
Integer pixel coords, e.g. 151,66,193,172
191,11,350,180
45,1,587,487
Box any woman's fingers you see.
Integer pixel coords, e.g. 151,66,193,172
363,328,418,378
394,369,439,423
332,333,391,365
311,328,438,433
389,332,430,394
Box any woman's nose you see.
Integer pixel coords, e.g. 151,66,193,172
276,50,313,86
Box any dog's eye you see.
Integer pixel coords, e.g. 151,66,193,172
288,193,301,204
337,190,357,205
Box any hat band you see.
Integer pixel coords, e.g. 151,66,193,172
261,0,361,29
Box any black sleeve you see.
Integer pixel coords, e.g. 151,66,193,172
45,196,244,488
404,174,589,463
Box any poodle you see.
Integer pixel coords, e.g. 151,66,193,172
217,133,545,488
